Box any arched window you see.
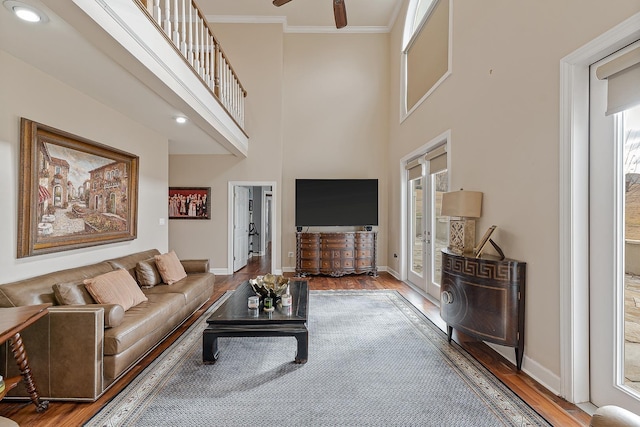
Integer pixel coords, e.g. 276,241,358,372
401,0,451,119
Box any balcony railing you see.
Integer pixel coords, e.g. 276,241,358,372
137,0,247,131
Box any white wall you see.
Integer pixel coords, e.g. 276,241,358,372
169,24,285,270
169,27,390,273
386,0,640,391
0,51,169,283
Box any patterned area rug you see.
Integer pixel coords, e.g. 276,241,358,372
86,290,549,426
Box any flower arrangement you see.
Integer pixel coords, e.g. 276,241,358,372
249,274,289,301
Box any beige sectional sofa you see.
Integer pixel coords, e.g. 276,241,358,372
0,249,214,401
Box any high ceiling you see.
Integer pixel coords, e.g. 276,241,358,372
0,0,404,156
200,0,404,32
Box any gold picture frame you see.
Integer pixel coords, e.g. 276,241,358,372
17,118,139,258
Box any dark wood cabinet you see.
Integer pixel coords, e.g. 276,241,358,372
440,249,526,370
296,231,377,277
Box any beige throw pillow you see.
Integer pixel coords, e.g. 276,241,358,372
84,268,148,311
53,281,95,305
136,258,162,288
154,250,187,285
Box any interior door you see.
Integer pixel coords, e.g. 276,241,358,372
233,186,250,272
589,43,640,411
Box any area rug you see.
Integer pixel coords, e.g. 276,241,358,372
86,290,549,426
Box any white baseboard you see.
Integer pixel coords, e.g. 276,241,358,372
386,266,400,280
486,342,561,395
210,268,230,275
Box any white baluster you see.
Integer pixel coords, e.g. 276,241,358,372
200,16,207,78
163,0,171,36
152,0,161,24
194,10,200,73
180,0,187,55
172,0,179,46
188,3,193,65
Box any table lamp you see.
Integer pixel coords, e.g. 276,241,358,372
440,190,483,254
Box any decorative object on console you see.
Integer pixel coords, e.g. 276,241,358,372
474,225,505,260
440,190,483,254
18,118,139,258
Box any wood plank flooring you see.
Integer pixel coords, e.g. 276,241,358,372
0,254,592,426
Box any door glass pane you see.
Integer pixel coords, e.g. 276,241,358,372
432,170,448,285
623,104,640,395
411,177,424,276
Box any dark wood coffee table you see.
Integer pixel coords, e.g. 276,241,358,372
203,280,309,364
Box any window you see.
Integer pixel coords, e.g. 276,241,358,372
401,0,451,118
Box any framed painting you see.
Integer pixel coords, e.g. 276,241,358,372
18,118,139,258
169,187,211,219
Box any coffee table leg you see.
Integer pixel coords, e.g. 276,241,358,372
203,332,220,364
294,329,308,364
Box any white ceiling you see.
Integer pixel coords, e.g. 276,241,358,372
200,0,404,32
0,0,404,155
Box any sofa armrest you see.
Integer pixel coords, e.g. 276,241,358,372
591,405,640,427
181,259,210,274
2,306,106,401
86,304,124,328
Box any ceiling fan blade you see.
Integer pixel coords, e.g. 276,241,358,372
273,0,293,6
333,0,347,28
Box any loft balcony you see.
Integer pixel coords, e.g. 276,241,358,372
8,0,249,156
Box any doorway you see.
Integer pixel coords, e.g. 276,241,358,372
229,181,277,275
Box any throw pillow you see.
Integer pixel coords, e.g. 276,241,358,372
52,281,95,305
136,258,162,288
154,250,187,285
84,268,148,311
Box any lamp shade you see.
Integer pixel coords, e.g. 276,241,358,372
441,190,483,218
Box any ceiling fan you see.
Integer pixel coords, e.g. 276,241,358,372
272,0,347,29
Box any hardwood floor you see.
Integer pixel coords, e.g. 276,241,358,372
0,254,592,426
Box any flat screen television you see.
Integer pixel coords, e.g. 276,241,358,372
295,179,378,227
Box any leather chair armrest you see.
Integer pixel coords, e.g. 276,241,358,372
591,405,640,427
180,259,210,274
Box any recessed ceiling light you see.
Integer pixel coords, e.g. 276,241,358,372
3,1,49,23
175,116,187,124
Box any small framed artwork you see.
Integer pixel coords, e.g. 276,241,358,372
18,118,139,258
473,225,497,258
169,187,211,219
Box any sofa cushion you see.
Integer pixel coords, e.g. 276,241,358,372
142,273,213,305
84,269,148,311
135,258,162,288
154,251,187,285
103,293,184,355
52,281,95,305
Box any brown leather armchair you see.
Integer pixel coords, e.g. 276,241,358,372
591,406,640,427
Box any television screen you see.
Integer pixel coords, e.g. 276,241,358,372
295,179,378,227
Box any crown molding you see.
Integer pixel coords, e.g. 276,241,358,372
206,14,391,34
206,15,287,25
285,25,390,34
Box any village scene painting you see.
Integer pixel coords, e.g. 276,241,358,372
18,118,139,257
35,140,131,239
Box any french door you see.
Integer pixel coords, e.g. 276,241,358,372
590,40,640,411
406,145,448,299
